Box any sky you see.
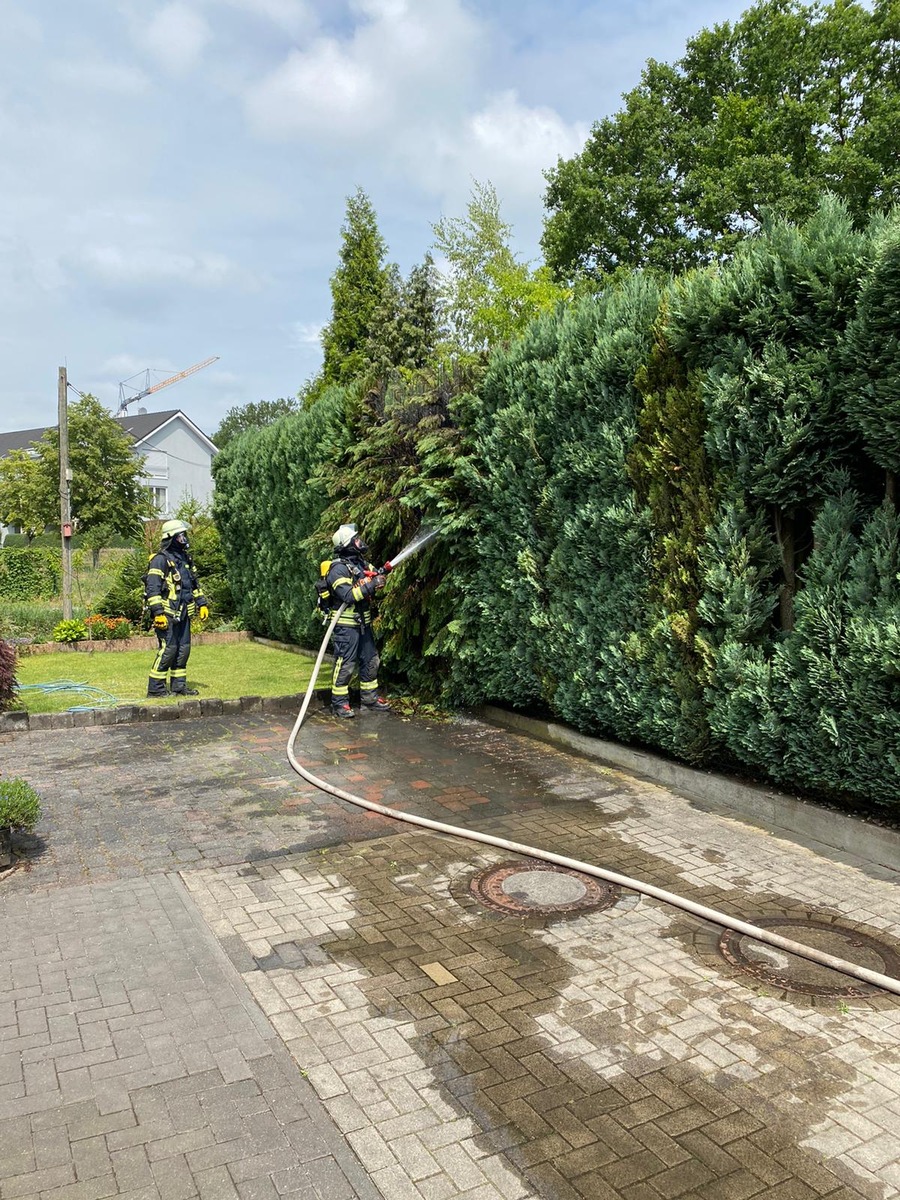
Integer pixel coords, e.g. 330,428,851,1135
1,0,754,440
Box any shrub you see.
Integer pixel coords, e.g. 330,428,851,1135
0,778,42,832
0,548,61,600
199,574,234,621
53,619,88,644
0,640,17,712
96,550,146,623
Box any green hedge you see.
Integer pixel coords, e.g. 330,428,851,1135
212,386,353,645
0,547,61,599
212,198,900,813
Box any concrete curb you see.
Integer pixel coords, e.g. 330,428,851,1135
0,692,321,733
479,705,900,873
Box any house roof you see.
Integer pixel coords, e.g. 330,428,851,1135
0,409,217,457
0,426,50,458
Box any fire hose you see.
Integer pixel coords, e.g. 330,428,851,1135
287,539,900,998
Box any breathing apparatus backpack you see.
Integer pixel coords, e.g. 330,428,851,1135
314,560,334,621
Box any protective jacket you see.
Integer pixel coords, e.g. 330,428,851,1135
324,555,381,626
324,553,384,710
145,546,206,623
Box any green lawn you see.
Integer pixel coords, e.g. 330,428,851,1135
14,641,325,714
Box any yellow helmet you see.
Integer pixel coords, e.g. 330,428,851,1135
161,519,189,542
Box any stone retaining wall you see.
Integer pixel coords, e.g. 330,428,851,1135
0,692,311,732
17,630,252,655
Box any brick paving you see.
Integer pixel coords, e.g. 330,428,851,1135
1,708,900,1199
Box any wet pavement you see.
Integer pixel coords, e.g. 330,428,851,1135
1,706,900,1199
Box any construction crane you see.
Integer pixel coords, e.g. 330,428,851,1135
116,355,219,416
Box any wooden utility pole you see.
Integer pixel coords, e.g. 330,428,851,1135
58,367,73,620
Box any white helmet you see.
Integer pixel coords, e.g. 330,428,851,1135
332,523,358,549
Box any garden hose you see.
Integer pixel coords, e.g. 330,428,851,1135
18,681,121,709
286,592,900,999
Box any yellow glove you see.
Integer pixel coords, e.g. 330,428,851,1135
199,606,209,621
153,614,168,631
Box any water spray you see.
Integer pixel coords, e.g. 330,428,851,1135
382,526,440,571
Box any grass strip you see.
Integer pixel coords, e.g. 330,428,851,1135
14,641,322,714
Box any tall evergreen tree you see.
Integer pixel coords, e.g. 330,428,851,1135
365,255,444,378
321,188,391,387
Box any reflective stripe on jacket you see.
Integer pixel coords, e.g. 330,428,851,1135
324,557,378,626
145,550,206,620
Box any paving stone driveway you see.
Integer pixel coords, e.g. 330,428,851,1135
1,708,899,1200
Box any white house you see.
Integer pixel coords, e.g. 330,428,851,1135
0,408,217,535
117,408,217,514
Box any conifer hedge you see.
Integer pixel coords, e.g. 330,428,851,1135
213,197,900,812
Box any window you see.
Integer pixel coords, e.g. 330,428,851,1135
144,450,168,478
151,487,168,514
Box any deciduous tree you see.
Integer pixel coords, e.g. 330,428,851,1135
542,0,900,285
36,395,152,537
0,449,48,542
433,180,568,357
212,398,299,449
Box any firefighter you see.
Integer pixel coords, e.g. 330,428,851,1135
325,524,390,718
145,519,209,698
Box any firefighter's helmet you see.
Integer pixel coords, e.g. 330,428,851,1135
332,523,358,549
161,519,189,543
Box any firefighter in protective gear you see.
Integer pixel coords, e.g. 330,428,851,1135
145,519,209,697
325,524,390,718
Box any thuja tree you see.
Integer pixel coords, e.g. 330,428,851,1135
320,188,392,388
670,199,886,788
670,197,871,632
543,276,663,743
696,497,781,770
628,294,715,762
765,489,900,807
839,215,900,503
212,385,352,643
449,274,661,738
311,364,479,696
448,306,567,710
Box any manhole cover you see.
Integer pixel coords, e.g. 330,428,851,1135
718,917,900,999
469,861,619,919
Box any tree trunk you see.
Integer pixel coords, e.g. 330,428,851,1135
887,469,897,508
774,507,796,632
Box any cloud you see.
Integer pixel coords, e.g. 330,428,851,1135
49,60,152,95
245,40,385,137
75,244,255,290
289,320,325,349
468,91,588,175
219,0,316,37
141,3,211,74
243,0,481,141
